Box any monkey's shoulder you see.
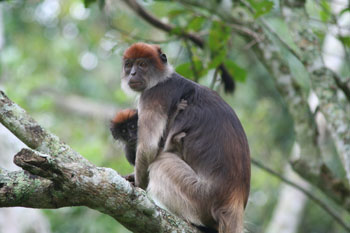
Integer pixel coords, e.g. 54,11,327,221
141,73,196,109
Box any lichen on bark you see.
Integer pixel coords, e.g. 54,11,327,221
0,91,200,233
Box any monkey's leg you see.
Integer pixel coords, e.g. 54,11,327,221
147,152,208,226
135,110,167,188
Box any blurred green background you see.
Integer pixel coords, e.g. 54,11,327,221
0,0,349,232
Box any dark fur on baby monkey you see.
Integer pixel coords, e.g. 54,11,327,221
110,109,138,166
110,100,188,166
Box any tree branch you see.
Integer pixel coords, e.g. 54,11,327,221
0,168,58,208
121,0,204,47
311,68,350,184
252,159,350,232
281,6,350,186
0,91,200,233
333,72,350,102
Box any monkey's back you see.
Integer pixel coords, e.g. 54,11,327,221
148,73,250,201
178,78,250,198
144,73,250,230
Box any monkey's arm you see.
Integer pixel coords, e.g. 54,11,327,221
167,99,187,131
135,110,167,189
125,144,137,166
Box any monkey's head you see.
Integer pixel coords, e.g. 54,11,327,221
122,43,172,92
111,109,138,144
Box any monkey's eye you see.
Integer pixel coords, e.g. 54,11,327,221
124,62,132,69
139,62,147,68
130,124,135,129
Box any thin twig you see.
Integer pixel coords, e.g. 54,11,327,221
184,40,199,81
240,0,303,61
210,67,220,90
333,72,350,102
244,35,266,50
121,0,204,47
107,20,174,44
102,7,174,44
178,2,263,42
252,158,350,232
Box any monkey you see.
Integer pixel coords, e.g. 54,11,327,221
110,99,188,166
121,42,250,233
110,108,138,166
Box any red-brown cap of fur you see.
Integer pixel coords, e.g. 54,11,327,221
123,43,164,70
112,109,137,124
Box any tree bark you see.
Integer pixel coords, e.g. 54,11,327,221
0,91,200,233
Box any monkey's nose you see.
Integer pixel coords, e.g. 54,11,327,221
131,71,136,76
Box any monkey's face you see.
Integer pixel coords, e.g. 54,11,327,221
114,122,137,143
125,121,137,143
123,58,151,92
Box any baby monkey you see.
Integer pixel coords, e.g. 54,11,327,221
110,108,138,166
110,99,188,176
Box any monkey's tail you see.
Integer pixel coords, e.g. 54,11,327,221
215,201,244,233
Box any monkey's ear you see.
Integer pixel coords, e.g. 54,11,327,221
160,53,167,63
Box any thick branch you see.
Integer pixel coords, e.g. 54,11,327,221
0,169,60,208
0,91,199,233
0,90,83,161
281,7,350,185
311,68,350,183
250,13,350,213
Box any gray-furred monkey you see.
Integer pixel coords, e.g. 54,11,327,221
121,42,250,233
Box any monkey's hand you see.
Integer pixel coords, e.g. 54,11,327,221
123,173,135,186
173,132,186,144
177,99,188,111
134,150,151,189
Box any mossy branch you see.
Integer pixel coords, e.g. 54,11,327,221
0,91,199,233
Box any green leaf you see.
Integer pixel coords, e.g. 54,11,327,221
340,8,350,16
176,62,192,78
170,26,183,36
208,21,230,52
208,50,227,69
223,60,247,82
168,9,187,18
338,36,350,48
176,61,206,80
314,30,326,43
83,0,96,7
187,17,205,32
247,0,274,18
320,0,331,22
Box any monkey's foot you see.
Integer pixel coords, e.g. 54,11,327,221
123,173,135,186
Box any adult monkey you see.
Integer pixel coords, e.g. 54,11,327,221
121,42,250,233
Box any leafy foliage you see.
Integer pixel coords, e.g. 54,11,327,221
1,0,349,232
